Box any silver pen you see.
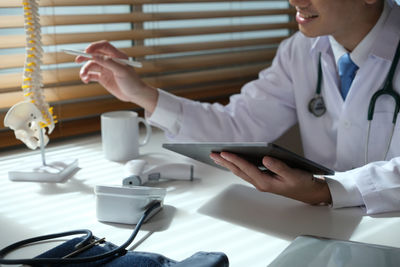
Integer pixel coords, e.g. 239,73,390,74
62,48,142,68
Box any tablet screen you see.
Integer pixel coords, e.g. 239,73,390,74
162,142,334,175
268,235,400,267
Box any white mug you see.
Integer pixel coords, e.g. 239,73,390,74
101,111,152,162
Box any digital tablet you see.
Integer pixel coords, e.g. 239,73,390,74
268,235,400,267
162,142,334,175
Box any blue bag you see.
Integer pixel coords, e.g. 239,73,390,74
35,236,229,267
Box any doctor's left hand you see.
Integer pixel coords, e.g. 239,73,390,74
210,152,332,205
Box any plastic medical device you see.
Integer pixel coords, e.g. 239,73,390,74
3,0,78,182
122,159,194,186
95,185,166,224
94,160,192,224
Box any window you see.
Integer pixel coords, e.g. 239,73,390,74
0,0,295,149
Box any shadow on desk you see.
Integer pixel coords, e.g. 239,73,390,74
198,184,363,241
0,214,41,248
38,176,93,195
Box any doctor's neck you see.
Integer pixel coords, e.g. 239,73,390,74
333,1,384,52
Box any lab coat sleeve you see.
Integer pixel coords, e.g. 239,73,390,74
327,157,400,214
146,89,183,136
325,173,365,210
147,37,299,142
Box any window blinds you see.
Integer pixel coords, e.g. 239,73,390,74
0,0,296,148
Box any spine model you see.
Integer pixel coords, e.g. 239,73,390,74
3,0,57,149
22,0,56,129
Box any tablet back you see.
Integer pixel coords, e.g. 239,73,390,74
162,142,334,175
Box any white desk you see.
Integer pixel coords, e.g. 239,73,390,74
1,128,400,267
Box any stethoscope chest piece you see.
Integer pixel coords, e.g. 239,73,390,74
308,95,326,117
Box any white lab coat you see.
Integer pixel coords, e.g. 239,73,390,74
148,4,400,214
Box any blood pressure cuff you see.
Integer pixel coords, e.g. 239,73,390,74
35,237,229,267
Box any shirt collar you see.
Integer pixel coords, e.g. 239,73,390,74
329,0,390,67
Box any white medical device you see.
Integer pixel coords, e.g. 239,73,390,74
95,184,166,225
95,160,193,224
123,159,194,186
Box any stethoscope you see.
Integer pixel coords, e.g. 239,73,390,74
0,201,161,265
308,40,400,164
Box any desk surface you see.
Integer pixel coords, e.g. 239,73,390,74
1,128,400,267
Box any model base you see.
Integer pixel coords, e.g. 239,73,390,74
9,158,79,183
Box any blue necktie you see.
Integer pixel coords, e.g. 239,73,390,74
338,53,358,100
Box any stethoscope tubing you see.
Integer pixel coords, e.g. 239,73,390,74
0,201,161,265
309,40,400,164
365,40,400,163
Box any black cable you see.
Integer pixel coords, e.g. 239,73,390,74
0,201,161,265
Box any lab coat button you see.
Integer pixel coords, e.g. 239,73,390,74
344,121,351,128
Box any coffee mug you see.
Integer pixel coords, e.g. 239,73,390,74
101,111,152,162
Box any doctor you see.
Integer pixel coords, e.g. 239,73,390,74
78,0,400,214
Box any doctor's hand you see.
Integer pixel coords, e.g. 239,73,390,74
210,152,332,205
76,40,158,113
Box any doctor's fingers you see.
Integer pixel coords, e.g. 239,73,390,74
85,40,128,59
210,153,253,180
219,152,260,176
79,61,107,83
91,54,133,77
261,156,316,192
75,54,91,64
81,71,104,84
217,152,276,191
262,156,294,180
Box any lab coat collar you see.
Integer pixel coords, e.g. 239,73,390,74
310,4,400,61
370,4,400,61
310,36,331,57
